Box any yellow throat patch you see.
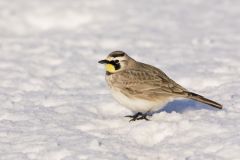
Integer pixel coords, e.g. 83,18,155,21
105,64,116,73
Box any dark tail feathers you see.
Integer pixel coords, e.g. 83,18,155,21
187,92,223,109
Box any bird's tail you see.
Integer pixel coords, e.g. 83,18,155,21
186,92,223,109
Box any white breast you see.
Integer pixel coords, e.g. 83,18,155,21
110,88,169,113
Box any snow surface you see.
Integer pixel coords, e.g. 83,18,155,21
0,0,240,159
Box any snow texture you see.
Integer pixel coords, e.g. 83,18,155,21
0,0,240,160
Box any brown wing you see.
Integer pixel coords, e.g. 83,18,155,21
110,62,188,100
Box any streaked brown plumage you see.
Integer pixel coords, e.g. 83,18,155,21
99,51,222,121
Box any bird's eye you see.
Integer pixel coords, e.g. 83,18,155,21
115,60,119,63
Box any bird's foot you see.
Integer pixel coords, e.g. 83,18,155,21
125,112,150,122
136,114,150,121
125,112,142,121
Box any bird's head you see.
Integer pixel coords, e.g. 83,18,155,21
98,51,134,74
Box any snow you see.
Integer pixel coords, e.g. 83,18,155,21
0,0,240,159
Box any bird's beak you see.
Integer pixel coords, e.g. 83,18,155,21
98,59,109,64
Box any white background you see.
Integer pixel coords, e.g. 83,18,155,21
0,0,239,159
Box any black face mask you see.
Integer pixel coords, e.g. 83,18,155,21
98,59,121,70
109,60,121,70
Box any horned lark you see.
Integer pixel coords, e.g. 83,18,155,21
99,51,222,121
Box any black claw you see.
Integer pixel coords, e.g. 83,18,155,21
136,115,150,121
125,112,142,118
129,118,137,122
125,112,150,122
124,115,134,118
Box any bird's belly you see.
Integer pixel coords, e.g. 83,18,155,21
110,89,169,113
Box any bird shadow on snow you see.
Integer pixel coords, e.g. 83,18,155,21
157,99,218,114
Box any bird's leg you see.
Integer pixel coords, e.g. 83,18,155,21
136,113,150,121
125,112,142,118
125,112,143,121
125,112,150,122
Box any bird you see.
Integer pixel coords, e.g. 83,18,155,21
98,51,222,121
